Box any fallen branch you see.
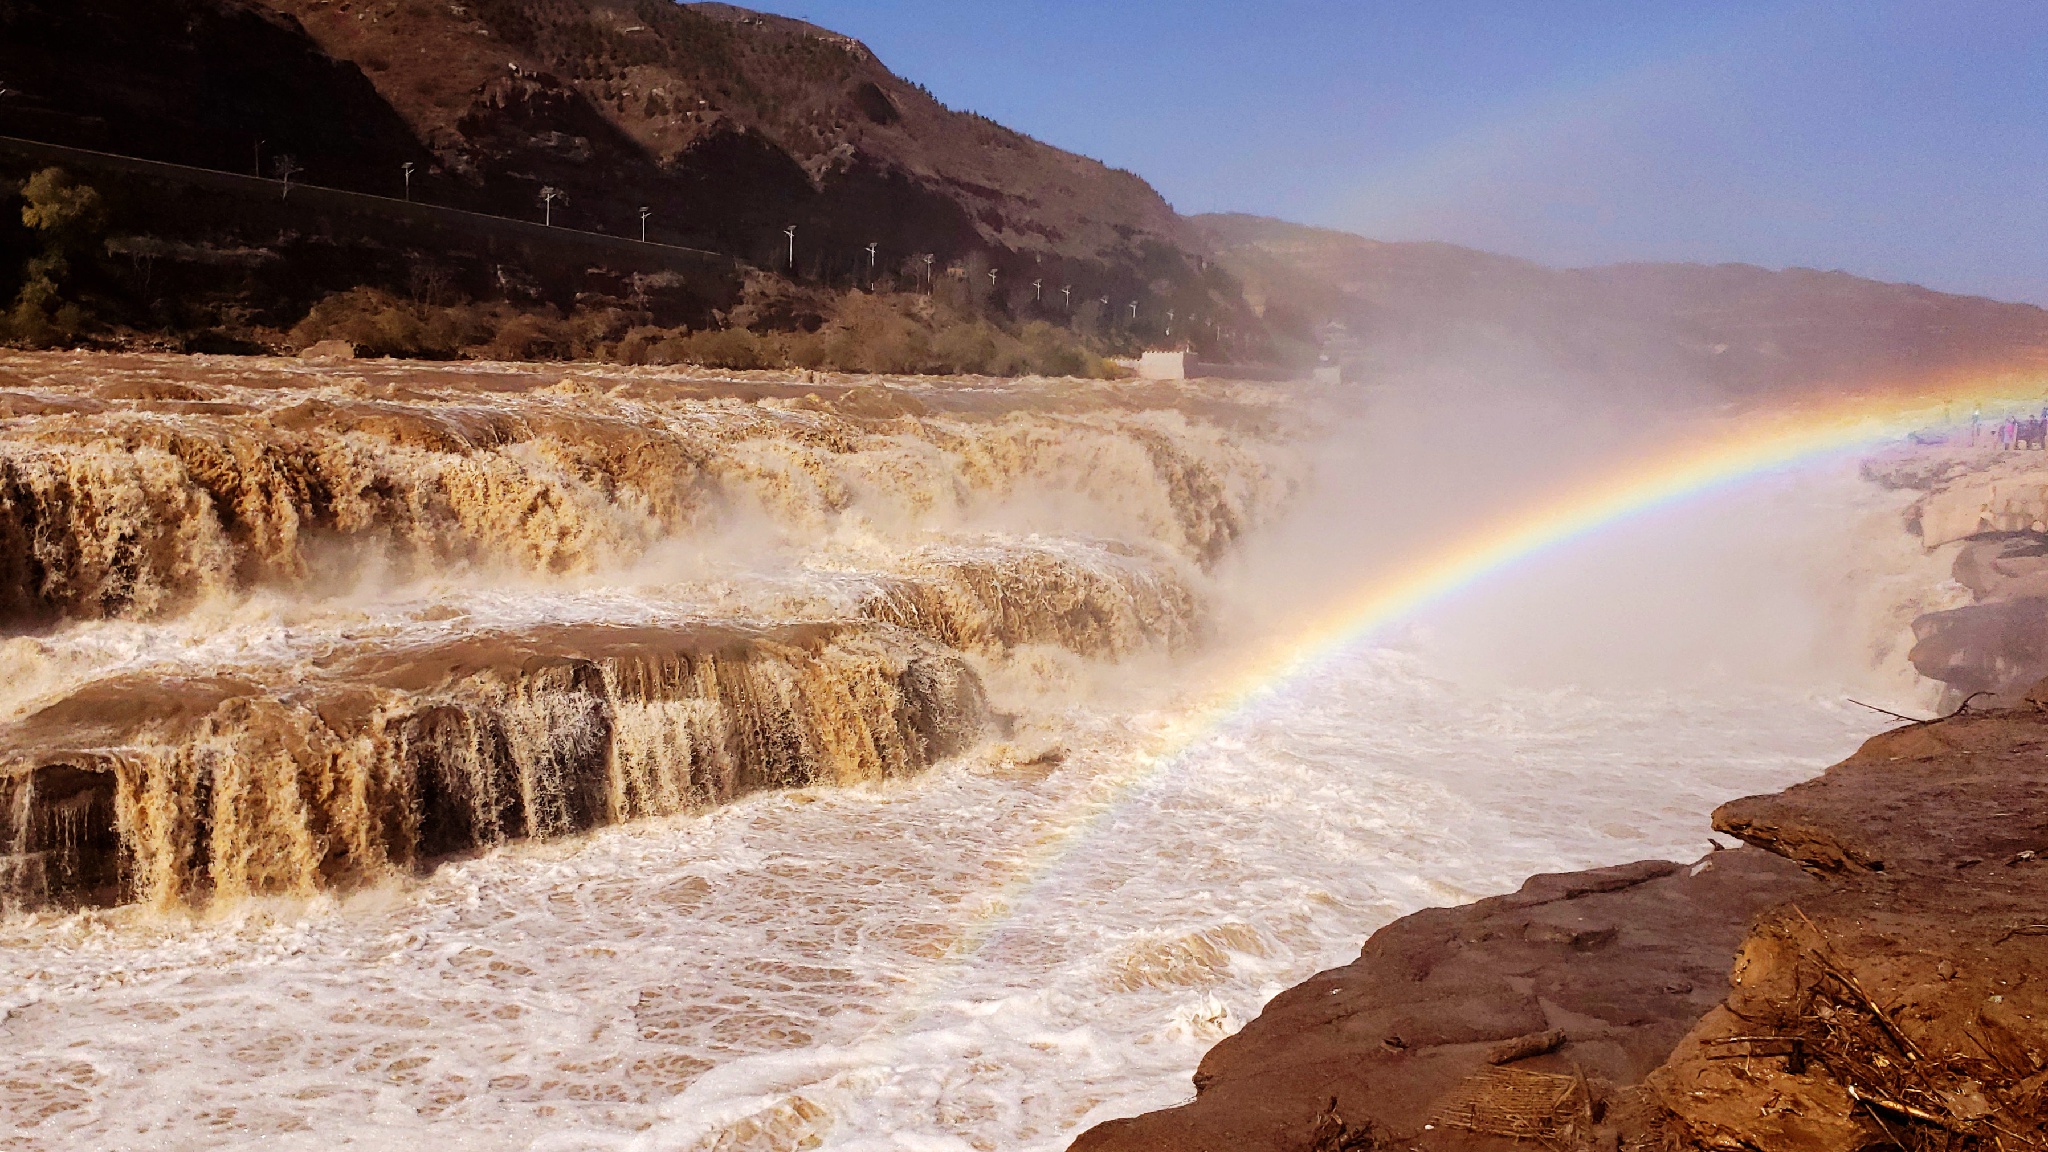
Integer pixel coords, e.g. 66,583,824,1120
1703,1035,1806,1073
1848,698,1931,725
1792,908,1928,1065
1848,1083,1963,1132
1486,1029,1567,1066
1949,691,1995,718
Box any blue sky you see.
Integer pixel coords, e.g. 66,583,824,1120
758,0,2048,304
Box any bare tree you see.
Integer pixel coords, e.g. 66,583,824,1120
271,155,302,201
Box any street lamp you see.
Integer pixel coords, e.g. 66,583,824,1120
923,253,935,294
1061,285,1072,310
866,242,878,287
1032,278,1042,302
402,161,414,202
540,185,565,226
784,225,797,271
640,206,651,243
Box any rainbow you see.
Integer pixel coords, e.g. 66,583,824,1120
913,369,2048,977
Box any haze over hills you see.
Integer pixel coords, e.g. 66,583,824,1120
2,0,2048,393
1198,212,2048,398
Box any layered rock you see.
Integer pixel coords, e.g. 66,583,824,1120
1844,441,2048,703
1074,699,2048,1152
0,352,1298,912
0,355,1278,628
0,621,984,910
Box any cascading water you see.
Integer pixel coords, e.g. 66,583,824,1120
0,352,1940,1151
0,354,1284,915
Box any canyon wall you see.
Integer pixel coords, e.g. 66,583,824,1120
1855,436,2048,703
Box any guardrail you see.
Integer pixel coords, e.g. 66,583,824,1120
0,133,739,274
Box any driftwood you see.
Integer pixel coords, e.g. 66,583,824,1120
1703,1034,1807,1074
1792,907,1928,1064
1848,698,1932,725
1850,1084,1965,1132
1845,690,1989,728
1486,1029,1567,1066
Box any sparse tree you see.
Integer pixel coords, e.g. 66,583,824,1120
271,154,302,201
6,167,104,344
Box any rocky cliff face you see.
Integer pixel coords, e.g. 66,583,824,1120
0,0,1221,309
1853,439,2048,704
1073,697,2048,1152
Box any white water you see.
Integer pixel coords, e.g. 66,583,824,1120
0,462,1944,1151
1,661,1893,1152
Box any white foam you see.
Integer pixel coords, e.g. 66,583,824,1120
0,645,1884,1151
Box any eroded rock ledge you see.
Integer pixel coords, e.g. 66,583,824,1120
1074,697,2048,1152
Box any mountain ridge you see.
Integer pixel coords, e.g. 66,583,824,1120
1196,212,2048,395
4,1,2048,389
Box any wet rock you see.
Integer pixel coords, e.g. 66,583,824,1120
299,339,358,362
1074,702,2048,1152
1071,849,1816,1151
1908,598,2048,703
0,762,121,908
0,622,987,909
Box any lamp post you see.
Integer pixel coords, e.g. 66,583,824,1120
402,161,414,202
540,186,564,226
784,225,797,272
1032,279,1042,302
1061,285,1072,310
640,206,651,243
923,253,935,294
866,242,878,287
254,139,265,178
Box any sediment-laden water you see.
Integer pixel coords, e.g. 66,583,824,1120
0,654,1889,1152
0,354,1937,1150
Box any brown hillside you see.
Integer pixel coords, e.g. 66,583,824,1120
1198,212,2048,397
0,0,1207,303
272,1,1189,263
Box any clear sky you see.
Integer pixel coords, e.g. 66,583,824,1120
754,0,2048,305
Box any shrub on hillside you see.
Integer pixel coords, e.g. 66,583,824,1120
2,168,105,347
290,288,482,358
283,281,1110,378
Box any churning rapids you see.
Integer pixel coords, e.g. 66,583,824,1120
0,353,1936,1151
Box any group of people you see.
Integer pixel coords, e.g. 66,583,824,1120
1975,410,2048,450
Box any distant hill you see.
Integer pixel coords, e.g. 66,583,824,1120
1197,213,2048,397
4,0,2046,389
0,0,1230,321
